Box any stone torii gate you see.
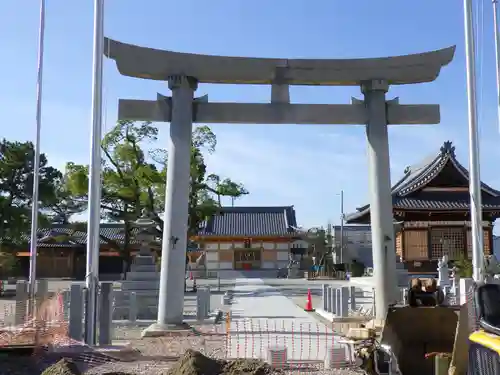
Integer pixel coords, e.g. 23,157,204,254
104,38,455,335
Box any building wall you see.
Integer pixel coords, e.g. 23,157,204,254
332,225,373,267
402,222,492,261
201,239,292,270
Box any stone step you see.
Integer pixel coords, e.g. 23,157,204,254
132,256,156,266
130,265,157,273
114,290,160,296
113,306,158,320
121,281,159,290
125,272,160,281
114,295,159,306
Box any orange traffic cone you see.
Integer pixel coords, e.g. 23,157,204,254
304,289,315,312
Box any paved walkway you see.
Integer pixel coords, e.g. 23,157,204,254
227,278,340,361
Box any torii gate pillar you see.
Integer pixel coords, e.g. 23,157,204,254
362,80,398,315
144,76,197,336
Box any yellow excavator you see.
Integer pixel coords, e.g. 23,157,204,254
348,278,500,375
463,282,500,374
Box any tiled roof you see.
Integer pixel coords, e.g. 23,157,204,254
198,206,298,237
2,206,298,247
345,141,500,223
2,224,147,248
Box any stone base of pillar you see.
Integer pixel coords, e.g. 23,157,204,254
365,318,386,331
266,346,287,368
141,322,192,338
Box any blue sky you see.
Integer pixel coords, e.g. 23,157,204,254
2,0,500,229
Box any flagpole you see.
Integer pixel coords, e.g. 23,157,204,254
84,0,105,345
464,0,484,282
28,0,46,309
493,0,500,134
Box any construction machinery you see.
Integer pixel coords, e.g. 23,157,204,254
348,278,500,375
466,282,500,374
343,277,459,375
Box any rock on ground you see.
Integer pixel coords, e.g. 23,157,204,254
166,349,277,375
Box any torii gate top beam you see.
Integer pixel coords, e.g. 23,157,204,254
104,38,455,86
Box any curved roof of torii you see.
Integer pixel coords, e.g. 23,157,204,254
104,38,455,86
345,141,500,224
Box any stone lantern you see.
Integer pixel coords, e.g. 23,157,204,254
132,210,159,257
115,209,162,320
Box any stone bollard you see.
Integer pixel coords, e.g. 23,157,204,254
69,284,84,341
324,346,347,369
335,288,342,316
339,287,349,317
326,287,333,312
204,287,211,317
267,346,287,368
322,284,328,311
99,282,113,345
330,288,338,315
350,286,356,311
222,290,232,306
36,279,49,310
128,292,138,322
400,288,408,305
62,290,71,320
15,281,28,326
459,278,475,305
441,286,449,305
197,288,210,320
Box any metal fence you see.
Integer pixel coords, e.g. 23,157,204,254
0,277,482,375
0,307,350,373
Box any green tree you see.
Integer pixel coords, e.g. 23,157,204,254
65,121,248,271
0,250,19,277
453,255,473,278
0,139,62,246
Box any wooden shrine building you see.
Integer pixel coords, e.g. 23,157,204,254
193,206,303,272
3,206,304,279
345,141,500,274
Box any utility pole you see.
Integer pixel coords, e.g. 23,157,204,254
463,0,484,282
493,0,500,134
339,190,344,263
28,0,46,312
84,0,105,345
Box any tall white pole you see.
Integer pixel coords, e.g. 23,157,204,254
28,0,46,307
84,0,105,345
339,190,344,263
464,0,484,282
493,0,500,134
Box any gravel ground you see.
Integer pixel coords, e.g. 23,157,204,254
0,278,373,374
0,324,366,375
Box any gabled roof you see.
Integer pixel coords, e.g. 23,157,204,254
198,206,298,237
1,206,299,248
345,141,500,223
1,224,147,248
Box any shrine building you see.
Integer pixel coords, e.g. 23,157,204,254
193,206,306,275
345,141,500,274
7,206,305,279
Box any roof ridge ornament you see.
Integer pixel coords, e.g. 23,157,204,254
440,140,455,157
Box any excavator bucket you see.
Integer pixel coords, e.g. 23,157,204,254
381,306,459,375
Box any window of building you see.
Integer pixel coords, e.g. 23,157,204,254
404,230,428,261
430,227,464,260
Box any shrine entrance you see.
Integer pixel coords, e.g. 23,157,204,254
105,37,455,324
234,249,261,270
